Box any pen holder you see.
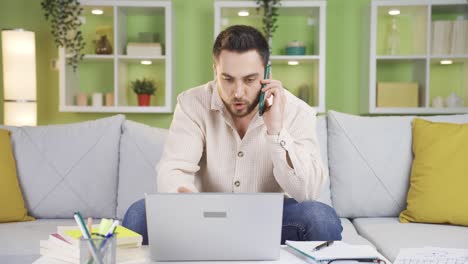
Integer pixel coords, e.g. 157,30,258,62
80,235,116,264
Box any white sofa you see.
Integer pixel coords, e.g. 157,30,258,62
1,111,467,263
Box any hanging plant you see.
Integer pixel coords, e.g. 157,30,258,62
41,0,85,71
256,0,281,52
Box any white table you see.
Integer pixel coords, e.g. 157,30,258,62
34,245,391,264
33,245,317,264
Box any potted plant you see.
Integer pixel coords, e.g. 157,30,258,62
256,0,281,54
41,0,85,71
131,78,156,106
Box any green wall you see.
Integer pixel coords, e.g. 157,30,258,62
0,0,371,128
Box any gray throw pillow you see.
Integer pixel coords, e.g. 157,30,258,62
116,120,168,219
0,115,124,219
327,111,468,218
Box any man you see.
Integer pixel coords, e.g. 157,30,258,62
123,25,342,245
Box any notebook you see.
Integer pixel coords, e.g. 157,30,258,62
286,240,380,262
57,225,142,247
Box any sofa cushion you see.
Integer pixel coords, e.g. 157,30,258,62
353,217,468,262
315,116,332,206
327,111,468,218
340,218,373,246
117,120,168,219
0,115,124,219
0,129,34,222
0,219,76,263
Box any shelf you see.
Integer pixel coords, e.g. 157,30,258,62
83,55,114,60
216,1,323,56
366,0,468,114
117,58,166,108
59,105,172,113
429,59,467,108
80,5,115,56
59,1,173,113
117,6,166,56
215,0,326,112
376,55,427,60
430,55,468,61
270,55,319,61
376,5,428,56
117,55,166,61
372,107,468,114
271,59,320,107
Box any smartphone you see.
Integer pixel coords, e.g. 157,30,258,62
258,64,271,116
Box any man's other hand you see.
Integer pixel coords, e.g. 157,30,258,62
177,187,193,193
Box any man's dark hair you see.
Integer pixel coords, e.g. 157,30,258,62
213,25,269,67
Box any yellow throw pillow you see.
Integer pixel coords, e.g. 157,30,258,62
400,118,468,226
0,129,34,222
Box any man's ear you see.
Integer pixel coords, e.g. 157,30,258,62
212,63,217,76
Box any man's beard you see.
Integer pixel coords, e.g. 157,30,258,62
226,97,259,118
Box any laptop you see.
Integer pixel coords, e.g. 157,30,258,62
145,193,283,261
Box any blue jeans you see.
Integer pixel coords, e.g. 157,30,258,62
122,197,342,245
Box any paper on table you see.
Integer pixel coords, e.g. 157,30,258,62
394,247,468,264
286,240,379,261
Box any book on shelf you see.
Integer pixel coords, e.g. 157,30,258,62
450,19,467,55
39,225,144,263
465,20,468,54
126,42,162,56
432,20,452,55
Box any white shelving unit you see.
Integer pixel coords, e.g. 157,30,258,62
59,0,173,113
214,0,326,113
364,0,468,114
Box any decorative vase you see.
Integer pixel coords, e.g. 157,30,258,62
105,92,114,106
445,92,463,108
95,35,113,55
76,93,88,106
92,93,103,107
387,17,400,55
137,94,151,106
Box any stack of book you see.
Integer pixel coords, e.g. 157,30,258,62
432,20,452,55
432,19,468,55
39,225,144,263
126,42,162,56
450,19,468,55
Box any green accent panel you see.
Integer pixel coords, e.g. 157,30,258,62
222,16,263,35
125,61,166,107
430,63,465,105
432,14,464,21
377,61,417,82
271,61,318,106
81,9,114,55
326,0,370,114
78,60,114,93
126,12,165,44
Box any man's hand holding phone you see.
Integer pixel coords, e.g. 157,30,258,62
258,65,286,136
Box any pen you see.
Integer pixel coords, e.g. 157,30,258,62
98,220,119,252
312,240,334,251
105,220,119,236
74,212,103,264
87,217,93,236
327,258,386,264
258,64,271,116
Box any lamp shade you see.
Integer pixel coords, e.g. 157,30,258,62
1,29,37,126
